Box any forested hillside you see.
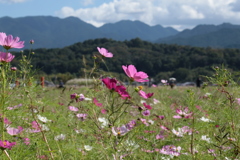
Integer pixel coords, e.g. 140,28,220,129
12,38,240,83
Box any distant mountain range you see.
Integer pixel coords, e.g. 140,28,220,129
0,16,178,49
156,23,240,49
0,16,240,49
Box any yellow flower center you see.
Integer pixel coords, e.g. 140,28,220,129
138,86,143,90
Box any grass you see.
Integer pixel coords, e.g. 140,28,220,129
1,83,240,160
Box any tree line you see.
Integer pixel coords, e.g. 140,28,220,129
11,38,240,83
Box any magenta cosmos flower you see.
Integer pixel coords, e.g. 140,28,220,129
102,77,117,90
142,110,150,116
143,102,152,110
0,52,15,63
122,65,148,82
97,47,113,58
0,32,24,50
0,140,16,150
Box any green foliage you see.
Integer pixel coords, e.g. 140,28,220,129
10,38,240,83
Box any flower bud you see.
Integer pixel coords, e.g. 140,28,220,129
29,40,34,44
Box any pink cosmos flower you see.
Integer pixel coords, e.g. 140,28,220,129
102,77,117,90
173,107,192,119
30,121,41,133
157,115,165,120
0,32,24,50
122,65,149,82
7,126,23,136
143,102,152,110
93,98,103,107
29,39,34,44
0,140,16,150
76,113,87,121
126,120,136,130
139,90,154,99
159,145,181,157
70,93,85,102
0,52,15,63
11,67,17,71
7,103,22,110
142,110,150,116
112,125,129,136
236,98,240,105
101,109,107,114
115,85,131,99
151,84,157,87
23,138,30,145
156,130,166,140
153,98,160,104
68,106,79,112
139,118,149,126
160,125,170,131
4,117,12,125
97,47,113,58
161,79,168,84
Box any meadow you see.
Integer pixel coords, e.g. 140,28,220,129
0,33,240,160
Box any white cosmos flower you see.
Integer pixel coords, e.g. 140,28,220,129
41,124,50,131
84,145,93,151
124,140,139,150
200,117,213,122
201,135,211,143
172,128,184,137
84,97,92,101
148,119,154,125
37,115,50,123
54,134,66,141
141,100,146,104
98,117,108,128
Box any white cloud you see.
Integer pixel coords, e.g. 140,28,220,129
0,0,28,3
180,5,205,19
82,0,94,6
55,0,240,30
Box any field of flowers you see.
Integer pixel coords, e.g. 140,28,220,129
0,33,240,160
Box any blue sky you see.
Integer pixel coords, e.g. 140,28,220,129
0,0,240,31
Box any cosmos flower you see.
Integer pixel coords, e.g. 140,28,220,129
143,103,152,110
70,93,85,102
97,47,113,58
0,52,15,63
37,115,51,123
159,145,181,157
93,98,103,107
0,32,24,50
142,110,150,116
199,117,213,122
122,65,148,82
0,140,16,150
112,125,130,136
54,134,66,141
68,106,79,112
23,138,30,145
173,107,192,119
201,135,211,143
7,126,23,136
84,145,93,151
98,117,108,128
139,90,154,99
102,77,117,90
76,113,88,121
